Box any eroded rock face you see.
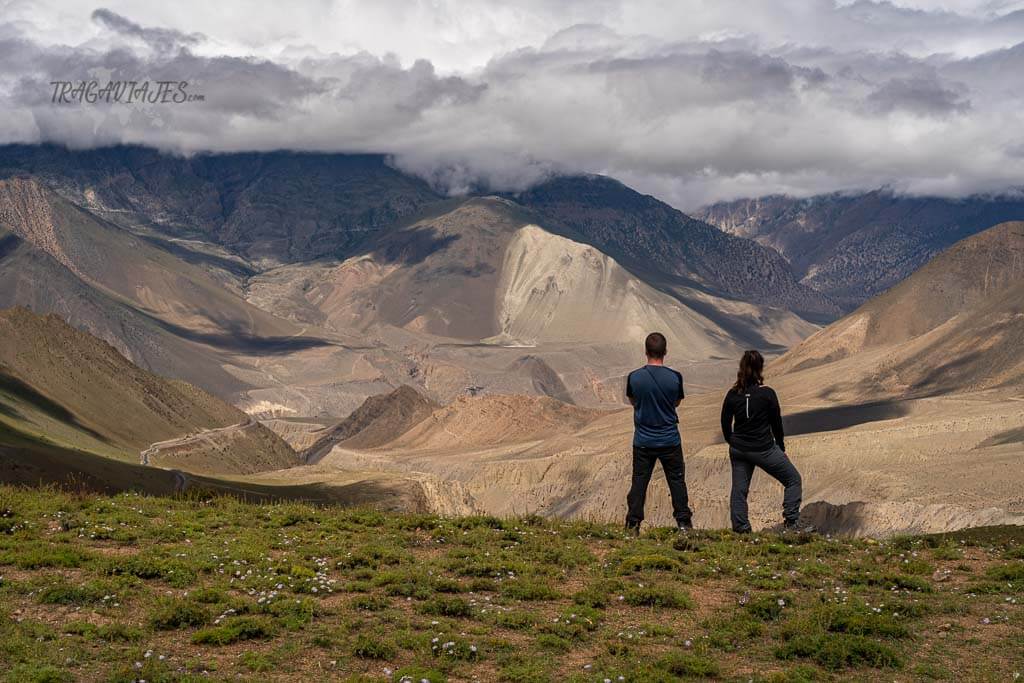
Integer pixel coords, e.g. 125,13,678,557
0,177,73,274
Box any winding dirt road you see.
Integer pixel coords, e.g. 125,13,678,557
138,418,256,465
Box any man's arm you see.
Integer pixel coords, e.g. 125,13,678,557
625,373,635,406
675,370,684,407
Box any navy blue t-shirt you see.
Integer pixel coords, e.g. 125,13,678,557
626,364,685,447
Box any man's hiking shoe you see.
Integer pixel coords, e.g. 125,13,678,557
625,525,641,538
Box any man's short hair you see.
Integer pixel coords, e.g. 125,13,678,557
645,332,667,359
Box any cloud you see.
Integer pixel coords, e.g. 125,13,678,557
0,1,1023,208
866,76,971,115
90,8,202,54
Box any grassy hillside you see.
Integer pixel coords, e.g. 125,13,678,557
0,306,299,475
0,486,1021,682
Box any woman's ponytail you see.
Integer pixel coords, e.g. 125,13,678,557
732,349,765,393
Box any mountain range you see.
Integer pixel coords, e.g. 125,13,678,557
0,144,836,314
698,190,1024,310
0,144,827,416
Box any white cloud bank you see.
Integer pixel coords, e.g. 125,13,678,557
1,0,1023,208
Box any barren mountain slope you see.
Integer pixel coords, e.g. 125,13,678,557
0,227,249,396
772,221,1024,400
698,190,1024,309
0,306,298,474
0,145,442,265
249,197,818,350
139,415,300,476
0,310,463,512
494,225,743,352
0,176,299,339
511,175,839,320
260,419,330,451
304,385,440,463
345,394,602,452
0,175,345,403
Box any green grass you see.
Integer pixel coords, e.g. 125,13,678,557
776,633,902,671
0,485,1022,681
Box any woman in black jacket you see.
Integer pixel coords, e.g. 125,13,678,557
720,350,804,533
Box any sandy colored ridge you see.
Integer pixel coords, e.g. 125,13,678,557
773,221,1024,401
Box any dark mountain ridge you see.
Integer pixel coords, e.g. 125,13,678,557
0,144,443,265
698,189,1024,310
0,144,836,321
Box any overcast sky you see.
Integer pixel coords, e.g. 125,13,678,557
1,0,1023,208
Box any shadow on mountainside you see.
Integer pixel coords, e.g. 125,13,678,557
783,400,910,436
0,233,21,260
898,349,1010,398
638,275,792,352
0,422,428,510
136,234,257,278
0,371,110,443
975,426,1024,449
146,316,335,354
370,227,460,266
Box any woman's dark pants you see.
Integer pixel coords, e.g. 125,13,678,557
729,444,802,532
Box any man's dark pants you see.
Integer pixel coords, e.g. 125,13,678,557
729,444,802,532
626,444,692,529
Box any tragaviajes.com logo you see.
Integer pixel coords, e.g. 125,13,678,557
50,80,204,104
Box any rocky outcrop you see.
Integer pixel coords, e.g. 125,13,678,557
0,177,77,276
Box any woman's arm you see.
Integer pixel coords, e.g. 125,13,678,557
720,394,733,445
768,388,785,451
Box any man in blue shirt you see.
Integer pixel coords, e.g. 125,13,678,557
624,332,692,534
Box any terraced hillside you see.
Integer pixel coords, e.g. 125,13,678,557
0,486,1022,681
